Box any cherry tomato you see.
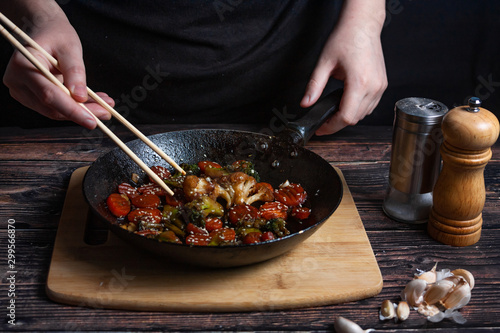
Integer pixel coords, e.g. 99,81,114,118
106,193,131,217
291,206,311,220
186,222,208,235
186,233,211,246
228,204,259,225
274,183,307,206
242,231,262,244
118,182,139,199
259,201,288,220
261,231,276,242
149,165,171,182
127,208,162,224
131,194,161,208
198,161,222,173
205,217,223,232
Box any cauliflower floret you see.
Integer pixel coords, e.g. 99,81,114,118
183,175,215,201
246,182,274,205
230,172,257,205
213,183,234,208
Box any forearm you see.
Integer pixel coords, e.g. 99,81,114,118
0,0,66,32
336,0,386,37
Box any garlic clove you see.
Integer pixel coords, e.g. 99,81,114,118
379,300,396,320
435,268,453,281
440,278,472,310
334,316,374,333
415,262,438,284
396,301,410,321
401,278,427,307
423,278,455,305
417,303,440,317
451,268,475,290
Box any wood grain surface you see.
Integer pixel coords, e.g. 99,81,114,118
46,167,382,312
1,124,499,332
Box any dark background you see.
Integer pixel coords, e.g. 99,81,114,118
1,0,499,128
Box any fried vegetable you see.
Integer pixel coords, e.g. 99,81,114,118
163,174,185,189
184,196,224,227
228,204,259,226
259,201,288,220
131,194,161,208
291,206,311,220
246,182,274,205
128,208,162,224
265,218,290,238
242,231,262,244
149,165,171,182
179,163,200,176
157,230,182,244
186,233,211,246
118,182,139,199
274,183,307,206
107,193,131,217
106,162,308,246
230,160,260,182
230,172,257,205
208,228,236,246
183,175,215,201
162,205,186,237
205,217,223,232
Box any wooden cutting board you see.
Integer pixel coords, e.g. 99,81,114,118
46,166,382,312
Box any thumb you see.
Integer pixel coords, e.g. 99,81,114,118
300,61,334,108
56,43,87,103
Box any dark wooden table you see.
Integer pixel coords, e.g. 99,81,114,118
1,124,499,332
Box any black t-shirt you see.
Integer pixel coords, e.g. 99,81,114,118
62,0,342,125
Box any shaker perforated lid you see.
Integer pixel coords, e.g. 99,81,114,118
395,97,448,125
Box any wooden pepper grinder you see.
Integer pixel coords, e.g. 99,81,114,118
428,97,499,246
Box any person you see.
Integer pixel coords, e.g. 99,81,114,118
1,0,387,134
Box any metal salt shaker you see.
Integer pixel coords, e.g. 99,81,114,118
383,97,448,223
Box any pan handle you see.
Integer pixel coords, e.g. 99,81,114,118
286,88,343,145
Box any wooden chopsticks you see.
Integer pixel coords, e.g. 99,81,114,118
0,12,185,196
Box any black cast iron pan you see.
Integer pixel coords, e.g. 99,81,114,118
83,89,344,268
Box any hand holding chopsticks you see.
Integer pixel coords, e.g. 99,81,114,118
0,12,185,196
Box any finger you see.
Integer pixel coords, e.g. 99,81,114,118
54,41,88,103
85,102,112,121
86,92,115,120
300,60,335,108
22,69,96,128
315,85,365,135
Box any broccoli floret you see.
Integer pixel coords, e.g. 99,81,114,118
184,196,224,227
265,218,290,238
163,174,185,188
180,163,200,176
229,160,260,182
162,205,186,237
